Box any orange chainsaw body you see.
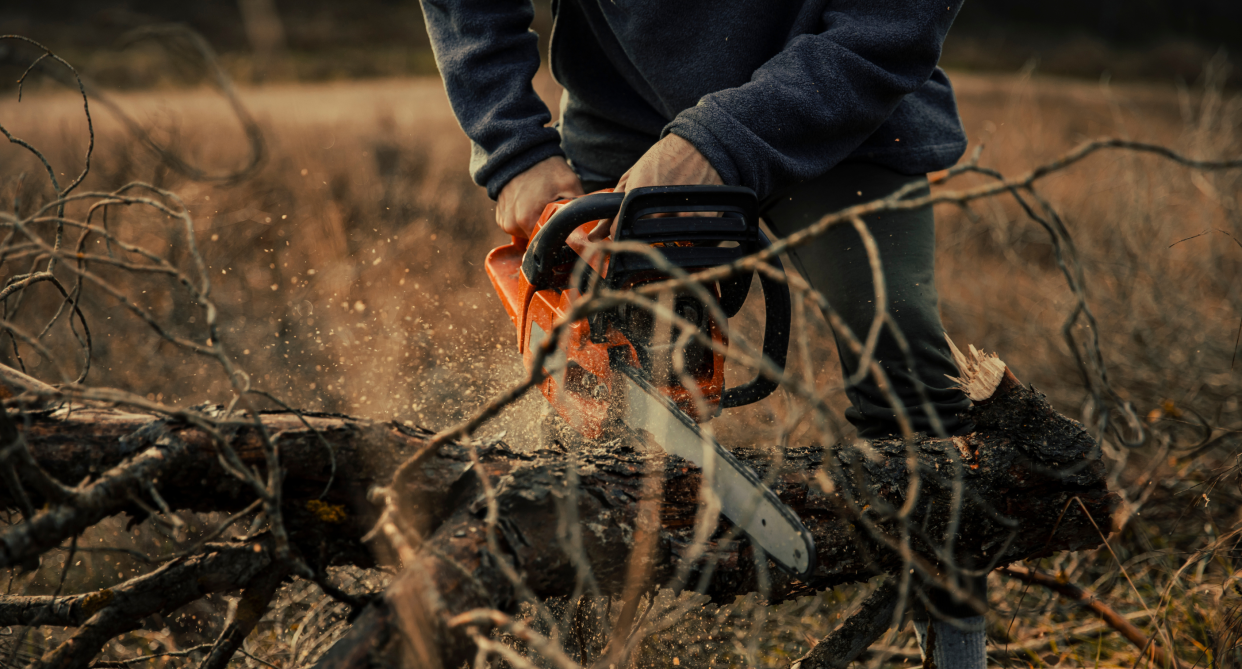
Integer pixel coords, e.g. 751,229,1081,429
485,196,727,440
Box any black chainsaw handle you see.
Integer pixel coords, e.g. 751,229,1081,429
521,192,625,291
720,230,791,409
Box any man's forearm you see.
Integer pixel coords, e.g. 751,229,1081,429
419,0,564,198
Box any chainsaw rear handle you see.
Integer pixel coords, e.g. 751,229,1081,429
521,191,625,291
720,231,790,409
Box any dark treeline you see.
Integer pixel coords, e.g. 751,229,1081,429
0,0,1237,85
959,0,1241,50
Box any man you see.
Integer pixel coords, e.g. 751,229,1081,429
419,1,987,666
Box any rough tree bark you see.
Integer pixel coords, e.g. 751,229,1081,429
313,357,1116,669
3,355,1116,669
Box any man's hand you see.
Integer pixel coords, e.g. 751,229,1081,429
496,156,584,239
589,134,723,241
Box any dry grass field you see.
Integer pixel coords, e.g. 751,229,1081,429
2,61,1242,668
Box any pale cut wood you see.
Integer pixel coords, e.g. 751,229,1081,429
945,334,1011,402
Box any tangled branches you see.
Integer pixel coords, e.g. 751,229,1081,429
0,35,310,669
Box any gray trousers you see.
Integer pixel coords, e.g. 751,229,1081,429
762,162,988,641
761,161,971,439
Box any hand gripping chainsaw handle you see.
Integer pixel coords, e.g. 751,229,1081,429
521,186,791,408
521,191,626,291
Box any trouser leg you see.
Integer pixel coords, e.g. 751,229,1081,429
762,163,987,667
911,573,989,669
760,162,971,439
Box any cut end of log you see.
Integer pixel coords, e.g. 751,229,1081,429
944,335,1021,403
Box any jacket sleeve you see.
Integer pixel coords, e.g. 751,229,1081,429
663,0,961,199
420,0,564,199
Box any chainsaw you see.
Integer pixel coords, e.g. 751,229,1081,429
485,185,815,578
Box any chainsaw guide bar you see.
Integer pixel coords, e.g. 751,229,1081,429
616,365,816,577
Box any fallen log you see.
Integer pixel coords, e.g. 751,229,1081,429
1,407,430,571
4,346,1116,669
314,346,1117,668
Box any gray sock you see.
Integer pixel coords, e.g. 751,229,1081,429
913,616,986,669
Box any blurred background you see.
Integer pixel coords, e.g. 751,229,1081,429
2,0,1240,86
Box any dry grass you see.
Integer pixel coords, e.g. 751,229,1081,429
0,76,553,442
2,63,1242,668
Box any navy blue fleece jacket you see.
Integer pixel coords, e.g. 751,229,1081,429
419,0,968,201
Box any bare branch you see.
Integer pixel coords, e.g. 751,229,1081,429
1000,564,1188,669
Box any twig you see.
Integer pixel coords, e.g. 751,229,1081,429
1000,564,1186,669
791,578,899,669
197,562,289,669
89,644,213,668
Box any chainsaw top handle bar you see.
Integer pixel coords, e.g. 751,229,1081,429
521,185,759,291
519,185,790,409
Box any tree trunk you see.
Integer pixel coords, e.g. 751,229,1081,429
7,359,1116,669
